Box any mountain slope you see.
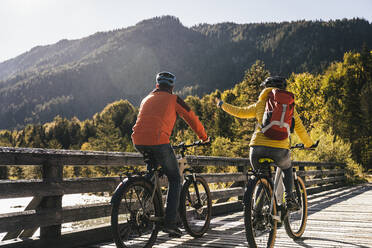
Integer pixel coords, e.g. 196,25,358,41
0,16,371,129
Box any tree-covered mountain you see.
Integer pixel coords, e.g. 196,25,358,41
0,16,371,130
1,50,370,178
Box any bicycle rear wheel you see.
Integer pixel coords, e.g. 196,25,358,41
284,176,308,239
180,176,212,237
111,179,162,248
244,177,277,248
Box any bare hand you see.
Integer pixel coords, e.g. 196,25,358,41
201,136,211,144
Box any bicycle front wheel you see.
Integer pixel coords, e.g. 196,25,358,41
244,177,277,248
284,176,308,239
111,179,162,248
180,176,212,237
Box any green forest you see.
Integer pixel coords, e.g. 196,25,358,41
0,49,371,180
1,16,372,130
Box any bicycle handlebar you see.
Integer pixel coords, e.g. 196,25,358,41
291,140,320,150
172,139,211,150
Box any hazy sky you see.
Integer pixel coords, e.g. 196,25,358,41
1,0,371,63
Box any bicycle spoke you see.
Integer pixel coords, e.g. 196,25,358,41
181,177,211,237
284,177,308,239
245,178,276,248
134,186,145,210
112,181,160,248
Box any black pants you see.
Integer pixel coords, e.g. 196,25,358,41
250,146,294,198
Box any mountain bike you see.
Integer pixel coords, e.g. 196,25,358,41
243,141,319,248
110,141,212,248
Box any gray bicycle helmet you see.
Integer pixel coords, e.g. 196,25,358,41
156,71,176,86
260,76,287,89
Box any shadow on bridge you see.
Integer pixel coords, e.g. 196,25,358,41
294,236,371,248
307,184,371,215
90,184,372,248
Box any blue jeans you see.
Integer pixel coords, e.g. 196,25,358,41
135,143,181,228
250,146,294,198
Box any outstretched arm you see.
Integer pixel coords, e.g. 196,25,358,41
293,109,314,148
215,97,256,119
176,96,208,141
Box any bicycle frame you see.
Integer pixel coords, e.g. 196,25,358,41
270,166,285,222
146,150,203,223
150,169,163,211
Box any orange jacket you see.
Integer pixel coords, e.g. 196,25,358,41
132,89,207,145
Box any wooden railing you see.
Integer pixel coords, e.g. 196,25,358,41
0,147,346,248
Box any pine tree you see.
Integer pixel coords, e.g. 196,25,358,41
229,61,270,157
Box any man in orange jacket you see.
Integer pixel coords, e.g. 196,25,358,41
132,71,209,237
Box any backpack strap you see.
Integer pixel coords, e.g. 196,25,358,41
261,121,291,136
280,104,287,128
261,102,291,136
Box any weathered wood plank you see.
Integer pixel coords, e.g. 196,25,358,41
211,201,243,216
186,155,250,167
0,202,118,232
0,224,116,248
210,187,244,200
0,147,145,166
305,176,346,187
0,173,246,199
297,169,345,177
307,182,347,195
293,161,346,168
200,173,246,183
0,178,121,199
0,147,250,167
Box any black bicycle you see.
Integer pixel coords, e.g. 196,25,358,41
244,141,319,248
110,141,212,248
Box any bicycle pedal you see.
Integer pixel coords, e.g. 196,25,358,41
149,216,163,222
168,233,182,238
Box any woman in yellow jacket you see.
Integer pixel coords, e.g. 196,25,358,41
215,76,315,211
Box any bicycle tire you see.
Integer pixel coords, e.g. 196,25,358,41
111,178,162,248
244,177,277,248
284,176,308,239
179,176,212,238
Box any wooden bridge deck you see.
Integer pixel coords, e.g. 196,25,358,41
87,183,372,248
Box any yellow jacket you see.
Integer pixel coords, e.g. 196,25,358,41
221,87,314,149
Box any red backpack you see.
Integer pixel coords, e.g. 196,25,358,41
261,89,295,140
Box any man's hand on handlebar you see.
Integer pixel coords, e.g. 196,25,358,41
201,136,211,145
173,137,212,150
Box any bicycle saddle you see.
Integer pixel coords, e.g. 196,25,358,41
258,158,274,164
142,152,163,174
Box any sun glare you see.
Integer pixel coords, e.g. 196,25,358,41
8,0,49,15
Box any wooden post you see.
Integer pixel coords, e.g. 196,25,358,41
237,161,249,201
299,164,306,184
39,160,63,241
0,166,8,179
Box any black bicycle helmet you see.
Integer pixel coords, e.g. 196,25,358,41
260,76,287,89
156,71,176,86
